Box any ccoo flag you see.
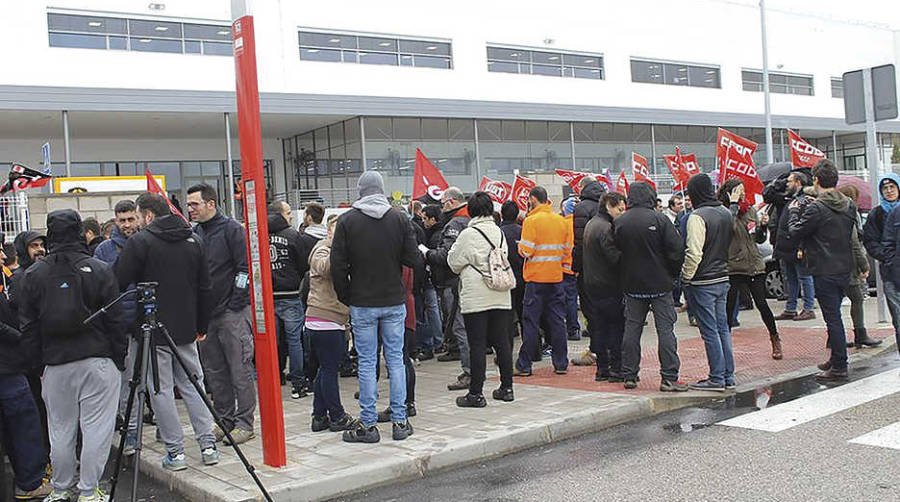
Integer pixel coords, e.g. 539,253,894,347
631,152,656,191
412,148,449,203
615,170,629,196
716,128,764,202
787,129,827,168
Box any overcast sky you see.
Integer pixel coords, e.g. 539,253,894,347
716,0,900,30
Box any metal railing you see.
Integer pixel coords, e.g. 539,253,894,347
0,192,29,242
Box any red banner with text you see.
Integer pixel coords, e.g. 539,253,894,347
716,128,764,202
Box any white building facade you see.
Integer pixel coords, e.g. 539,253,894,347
2,0,900,209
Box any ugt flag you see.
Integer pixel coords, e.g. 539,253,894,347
511,175,536,212
631,152,656,191
716,128,764,202
0,163,52,194
787,129,826,168
412,148,449,203
478,176,512,210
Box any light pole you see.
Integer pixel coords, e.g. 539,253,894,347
760,0,774,165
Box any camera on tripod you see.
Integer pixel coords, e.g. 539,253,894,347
135,282,158,306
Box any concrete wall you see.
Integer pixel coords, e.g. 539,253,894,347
28,191,143,235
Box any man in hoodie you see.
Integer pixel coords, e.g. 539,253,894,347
188,183,256,446
425,187,472,391
331,171,419,443
18,209,126,502
582,191,626,382
268,200,319,400
614,182,687,392
788,160,869,382
682,174,734,392
10,231,45,281
116,192,218,470
864,173,900,350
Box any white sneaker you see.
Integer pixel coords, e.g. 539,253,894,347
77,488,109,502
44,489,74,502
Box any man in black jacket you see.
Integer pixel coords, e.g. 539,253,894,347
582,191,626,382
573,178,605,339
425,187,472,391
415,204,444,361
500,201,525,342
268,200,318,399
788,160,869,382
614,182,687,392
0,243,51,499
767,170,816,320
188,183,256,446
116,192,219,469
332,171,419,443
19,209,126,501
682,174,734,392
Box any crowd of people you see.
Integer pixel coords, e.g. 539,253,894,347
1,159,900,500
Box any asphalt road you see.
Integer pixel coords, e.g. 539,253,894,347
338,353,900,502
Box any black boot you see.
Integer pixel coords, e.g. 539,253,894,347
854,328,883,348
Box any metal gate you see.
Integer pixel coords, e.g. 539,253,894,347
0,192,29,242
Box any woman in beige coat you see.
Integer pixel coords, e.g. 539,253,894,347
448,192,514,408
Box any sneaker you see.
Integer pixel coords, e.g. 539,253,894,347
14,480,53,499
725,382,737,390
42,489,73,502
162,452,188,471
224,428,255,446
416,348,434,361
447,372,471,391
818,360,832,371
660,380,689,392
342,420,380,443
212,424,225,443
392,421,414,441
456,393,487,408
689,379,726,392
541,346,553,358
122,430,138,456
328,413,353,432
624,379,638,390
311,414,331,432
492,387,514,402
815,368,849,382
567,332,582,341
513,367,532,377
201,446,220,466
774,310,797,321
291,383,308,399
607,374,625,383
407,403,417,418
595,371,610,382
437,352,461,362
77,488,108,502
376,407,392,423
793,310,816,321
554,367,568,375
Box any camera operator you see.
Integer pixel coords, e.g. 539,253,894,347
115,192,219,470
18,210,126,502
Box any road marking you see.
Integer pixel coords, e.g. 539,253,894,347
718,369,900,432
849,421,900,450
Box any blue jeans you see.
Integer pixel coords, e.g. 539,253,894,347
517,282,568,372
882,280,900,355
416,286,442,351
783,259,815,312
0,373,46,492
686,282,734,385
350,304,407,427
274,297,305,387
563,274,581,336
814,274,850,370
308,328,347,421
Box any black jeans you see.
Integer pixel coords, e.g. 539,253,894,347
0,374,47,492
814,274,850,371
308,328,347,421
510,285,525,344
726,274,778,336
376,327,417,404
590,294,625,377
577,275,595,335
463,309,514,395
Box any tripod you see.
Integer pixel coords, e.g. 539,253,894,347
86,282,273,502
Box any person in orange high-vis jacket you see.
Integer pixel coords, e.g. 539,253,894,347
515,186,573,376
560,198,581,341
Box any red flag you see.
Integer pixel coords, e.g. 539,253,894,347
669,149,702,192
616,170,629,196
663,149,690,188
681,152,702,177
478,176,512,209
0,163,51,194
631,152,656,191
511,174,536,212
787,129,826,168
716,128,764,202
412,148,449,202
554,169,591,194
146,169,188,223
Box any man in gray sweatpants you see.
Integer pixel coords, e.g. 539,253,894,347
19,209,127,502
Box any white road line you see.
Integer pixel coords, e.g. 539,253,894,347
849,421,900,450
718,369,900,432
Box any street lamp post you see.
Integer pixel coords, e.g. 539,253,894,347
760,0,775,165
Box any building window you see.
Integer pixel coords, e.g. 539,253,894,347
831,78,843,98
486,46,603,79
742,70,814,96
47,12,231,55
630,59,720,88
299,30,451,69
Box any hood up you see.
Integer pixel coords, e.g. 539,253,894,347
879,173,900,214
14,230,45,269
46,209,88,254
146,214,193,242
579,181,606,202
686,174,721,209
626,182,657,209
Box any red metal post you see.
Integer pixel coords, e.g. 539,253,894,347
231,13,286,467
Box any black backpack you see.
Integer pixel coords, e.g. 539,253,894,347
37,253,95,338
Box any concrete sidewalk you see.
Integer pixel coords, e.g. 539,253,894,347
129,297,898,502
